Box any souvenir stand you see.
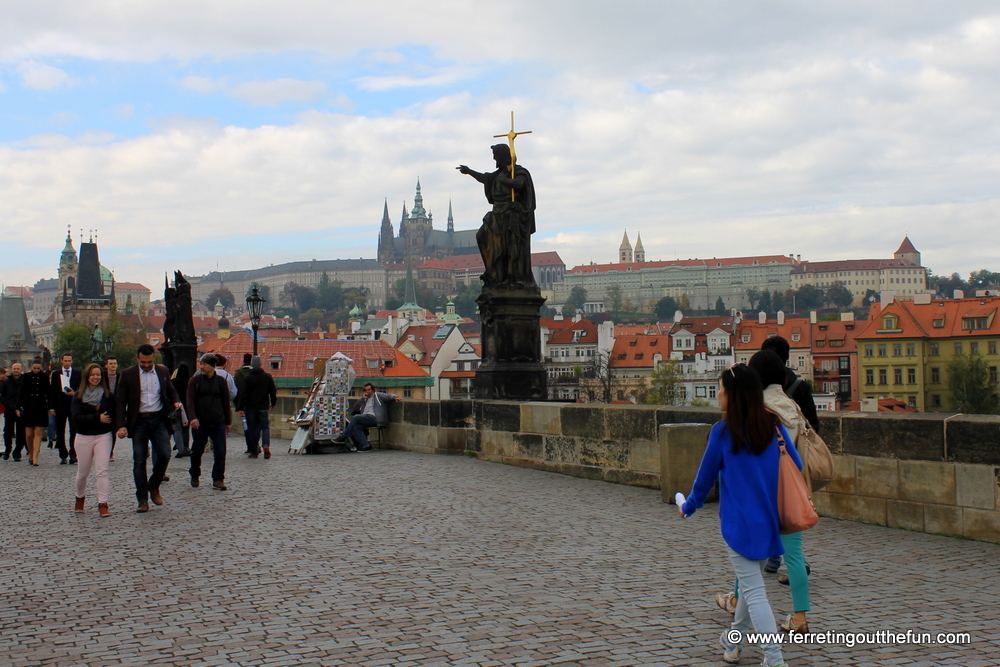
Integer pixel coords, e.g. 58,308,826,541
287,352,356,454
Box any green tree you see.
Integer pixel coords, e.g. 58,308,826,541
655,296,679,320
605,284,624,321
644,359,684,406
342,286,368,312
280,281,315,313
948,354,1000,414
932,272,969,298
795,284,824,311
758,290,772,314
453,281,483,320
825,281,854,309
206,288,235,310
968,269,1000,292
315,273,344,312
714,297,726,315
772,290,785,314
746,287,761,310
563,286,587,315
302,308,325,329
53,321,95,367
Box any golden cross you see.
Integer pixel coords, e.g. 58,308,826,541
493,111,531,201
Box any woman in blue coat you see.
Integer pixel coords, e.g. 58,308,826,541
680,363,801,667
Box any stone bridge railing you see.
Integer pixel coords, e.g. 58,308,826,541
269,397,1000,544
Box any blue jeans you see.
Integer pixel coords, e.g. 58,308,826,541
726,548,784,666
343,414,378,450
190,423,227,482
131,415,172,503
245,409,270,454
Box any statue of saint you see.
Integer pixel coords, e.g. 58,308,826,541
90,324,104,363
457,143,537,289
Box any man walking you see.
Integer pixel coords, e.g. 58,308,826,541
105,356,120,461
115,344,182,513
236,355,276,459
187,354,232,490
1,364,27,460
334,383,399,452
49,352,81,464
234,353,253,454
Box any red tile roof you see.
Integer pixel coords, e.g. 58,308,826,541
856,296,1000,340
895,236,919,255
790,258,922,273
609,335,673,368
442,252,565,271
114,282,150,291
547,319,598,345
394,324,455,366
568,255,794,274
666,316,737,335
735,318,812,350
811,320,862,353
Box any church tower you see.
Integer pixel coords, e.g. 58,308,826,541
893,236,921,266
58,226,78,301
447,199,454,234
377,199,396,265
634,233,645,263
402,179,433,261
619,231,633,263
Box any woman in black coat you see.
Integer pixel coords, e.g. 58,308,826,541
16,357,49,466
71,363,116,517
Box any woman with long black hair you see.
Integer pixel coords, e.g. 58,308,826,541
679,363,801,667
16,357,50,466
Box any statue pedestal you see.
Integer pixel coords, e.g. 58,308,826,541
475,287,547,401
159,342,198,374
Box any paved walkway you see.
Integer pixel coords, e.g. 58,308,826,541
0,438,997,666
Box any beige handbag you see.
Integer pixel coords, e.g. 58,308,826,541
792,403,836,492
776,429,819,535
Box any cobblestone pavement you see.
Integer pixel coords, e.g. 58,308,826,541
1,438,997,666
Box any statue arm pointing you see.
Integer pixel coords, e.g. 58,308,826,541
457,165,488,184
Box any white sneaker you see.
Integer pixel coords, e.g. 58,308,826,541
720,631,741,664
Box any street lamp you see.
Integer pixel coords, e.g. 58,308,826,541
104,334,114,358
246,283,266,358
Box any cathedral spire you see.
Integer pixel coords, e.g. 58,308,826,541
634,233,645,263
447,199,454,233
410,178,427,219
619,230,633,263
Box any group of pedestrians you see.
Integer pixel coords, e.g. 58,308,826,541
0,346,278,517
679,336,820,667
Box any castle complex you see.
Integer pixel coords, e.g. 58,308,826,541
377,180,479,266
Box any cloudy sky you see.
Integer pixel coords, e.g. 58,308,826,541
2,1,999,294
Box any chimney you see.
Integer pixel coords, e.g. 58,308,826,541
881,290,895,305
758,311,766,325
777,310,785,325
953,289,964,300
809,310,817,324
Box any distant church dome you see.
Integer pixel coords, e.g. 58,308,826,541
349,303,362,317
218,314,230,329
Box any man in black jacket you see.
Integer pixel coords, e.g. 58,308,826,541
235,356,276,459
49,352,81,464
1,363,26,460
761,335,820,432
187,354,232,490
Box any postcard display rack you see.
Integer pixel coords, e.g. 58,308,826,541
312,358,355,440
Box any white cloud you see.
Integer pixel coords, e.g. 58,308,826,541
17,60,74,90
228,78,328,106
115,103,135,120
181,75,225,94
354,67,473,92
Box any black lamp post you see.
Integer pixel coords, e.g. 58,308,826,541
104,335,114,359
246,283,266,358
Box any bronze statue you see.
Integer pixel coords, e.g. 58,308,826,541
457,143,536,288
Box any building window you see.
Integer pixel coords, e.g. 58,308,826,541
991,367,998,384
709,385,717,399
990,341,998,355
907,396,917,408
906,343,915,356
404,387,413,398
929,343,939,356
931,394,941,407
878,369,887,385
864,344,873,357
933,318,945,328
894,368,903,385
931,367,940,383
840,377,850,393
954,342,963,355
971,342,980,355
878,344,887,357
741,333,750,343
866,369,874,385
840,356,849,370
893,344,902,356
907,368,916,384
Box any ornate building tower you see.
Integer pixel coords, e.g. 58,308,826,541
377,200,396,265
58,227,78,302
893,236,921,266
634,233,645,263
619,231,633,263
402,179,433,261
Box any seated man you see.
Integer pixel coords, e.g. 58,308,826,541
333,383,399,452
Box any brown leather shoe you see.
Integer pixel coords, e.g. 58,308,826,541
150,489,164,506
75,496,85,513
263,447,271,459
98,503,110,517
136,501,149,513
162,474,171,482
213,480,227,491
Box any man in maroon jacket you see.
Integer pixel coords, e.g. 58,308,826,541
115,344,182,513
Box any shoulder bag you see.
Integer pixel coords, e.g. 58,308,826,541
776,429,819,535
791,402,836,492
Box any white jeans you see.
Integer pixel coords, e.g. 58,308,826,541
75,433,112,504
727,548,784,666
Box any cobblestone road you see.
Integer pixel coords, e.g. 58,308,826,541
1,438,997,666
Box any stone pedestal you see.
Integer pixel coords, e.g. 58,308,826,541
475,287,547,401
159,342,198,375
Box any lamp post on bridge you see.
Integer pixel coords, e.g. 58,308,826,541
246,283,266,358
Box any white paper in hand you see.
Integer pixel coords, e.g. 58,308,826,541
61,374,71,392
675,492,689,517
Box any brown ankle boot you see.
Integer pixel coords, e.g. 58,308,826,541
75,497,85,513
263,447,271,459
98,503,110,518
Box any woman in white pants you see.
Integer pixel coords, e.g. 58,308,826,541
71,363,116,517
